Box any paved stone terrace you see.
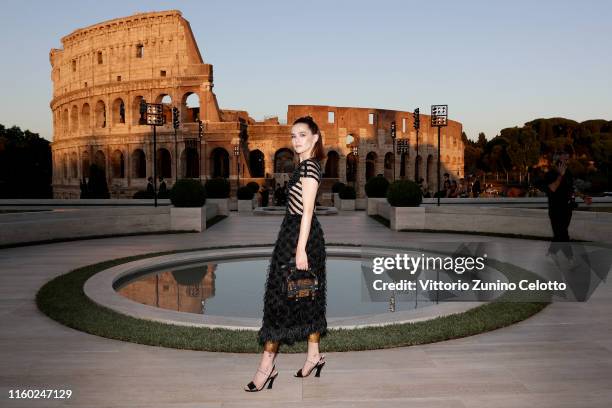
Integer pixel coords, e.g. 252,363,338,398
1,211,611,407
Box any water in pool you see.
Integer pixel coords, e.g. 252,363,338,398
116,257,443,318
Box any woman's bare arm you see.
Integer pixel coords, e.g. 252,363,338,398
295,177,318,269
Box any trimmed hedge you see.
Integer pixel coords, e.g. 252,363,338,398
237,185,255,200
332,181,346,193
365,175,389,198
169,179,206,207
387,179,422,207
204,177,230,198
246,181,260,195
339,185,356,199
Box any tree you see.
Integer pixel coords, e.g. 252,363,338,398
0,124,52,198
477,132,487,149
502,127,540,175
481,136,511,174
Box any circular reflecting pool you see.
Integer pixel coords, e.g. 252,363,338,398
114,256,503,318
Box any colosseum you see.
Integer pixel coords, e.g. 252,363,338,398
49,9,464,202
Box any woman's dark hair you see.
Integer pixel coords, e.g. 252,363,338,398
292,115,325,161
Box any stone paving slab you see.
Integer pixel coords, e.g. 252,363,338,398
0,212,611,407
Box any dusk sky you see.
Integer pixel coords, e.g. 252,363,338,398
1,0,610,142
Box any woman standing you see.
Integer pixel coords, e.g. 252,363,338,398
244,116,327,392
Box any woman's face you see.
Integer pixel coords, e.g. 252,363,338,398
291,122,318,157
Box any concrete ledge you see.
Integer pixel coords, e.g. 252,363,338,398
205,198,229,216
367,197,386,215
0,203,223,245
1,196,610,208
237,199,253,213
0,206,172,245
339,199,355,211
374,202,612,241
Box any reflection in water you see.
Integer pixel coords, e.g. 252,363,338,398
117,258,447,318
117,264,216,314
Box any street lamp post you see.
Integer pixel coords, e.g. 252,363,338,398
352,145,359,189
172,107,180,183
431,105,448,207
390,121,396,181
413,108,420,182
144,101,164,207
198,120,204,182
233,144,240,190
397,139,409,178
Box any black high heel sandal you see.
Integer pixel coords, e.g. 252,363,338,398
294,355,325,377
244,364,279,392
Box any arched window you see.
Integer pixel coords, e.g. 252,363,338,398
112,98,125,124
181,147,199,178
211,147,230,178
156,148,172,179
111,150,125,178
366,152,377,181
95,101,106,128
248,149,265,177
274,148,295,173
325,151,339,178
81,103,90,130
131,149,146,178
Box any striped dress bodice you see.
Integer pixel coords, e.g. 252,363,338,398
286,158,322,215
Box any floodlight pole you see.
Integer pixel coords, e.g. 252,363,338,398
437,126,441,207
153,124,157,207
431,105,448,207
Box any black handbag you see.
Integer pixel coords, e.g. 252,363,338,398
285,262,320,301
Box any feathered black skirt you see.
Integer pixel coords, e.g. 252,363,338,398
257,212,327,346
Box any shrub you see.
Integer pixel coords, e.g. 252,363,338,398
365,175,389,198
169,179,206,207
587,172,609,194
339,185,356,199
204,177,230,198
246,181,260,195
332,182,346,193
237,185,255,200
387,179,423,207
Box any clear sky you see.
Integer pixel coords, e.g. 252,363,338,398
0,0,610,142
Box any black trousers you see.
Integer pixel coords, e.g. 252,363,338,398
548,206,573,242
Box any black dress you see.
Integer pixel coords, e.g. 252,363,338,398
257,158,328,346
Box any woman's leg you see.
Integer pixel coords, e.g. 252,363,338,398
300,332,323,374
247,340,279,389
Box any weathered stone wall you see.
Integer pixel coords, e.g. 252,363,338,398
49,10,463,199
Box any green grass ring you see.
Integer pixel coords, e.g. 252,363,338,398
36,242,549,353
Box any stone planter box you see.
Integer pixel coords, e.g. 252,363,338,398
206,198,229,216
205,204,218,221
332,192,340,208
170,205,207,232
366,197,387,215
389,206,425,231
238,199,253,213
339,199,355,211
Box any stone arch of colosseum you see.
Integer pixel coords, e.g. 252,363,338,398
49,10,464,200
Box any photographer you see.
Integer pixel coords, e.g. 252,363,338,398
543,148,591,241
